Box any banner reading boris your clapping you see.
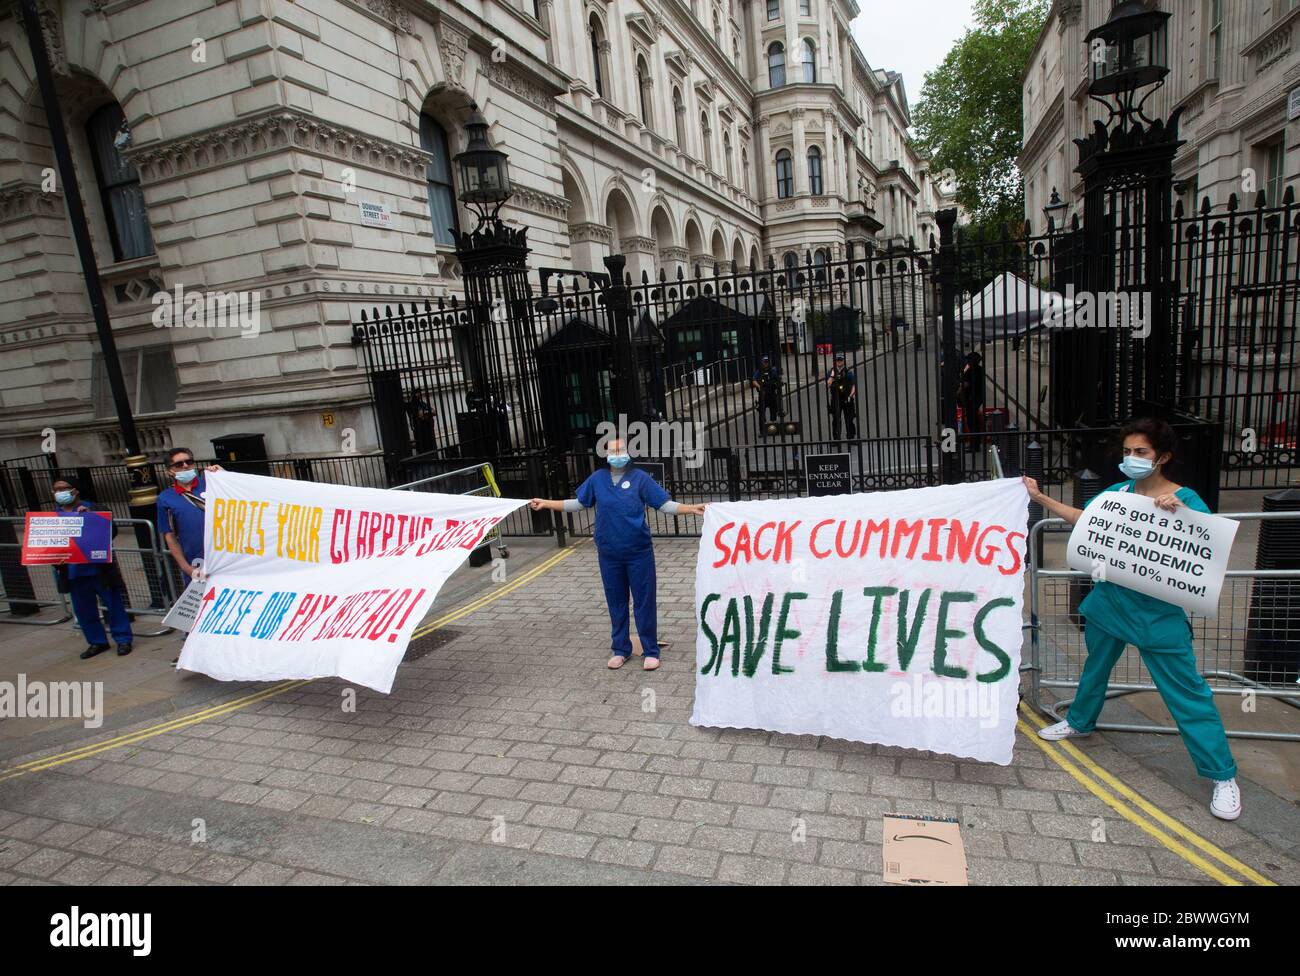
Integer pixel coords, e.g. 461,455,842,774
177,470,525,693
691,478,1030,765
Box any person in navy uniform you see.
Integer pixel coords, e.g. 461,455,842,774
825,351,858,439
156,447,222,587
530,439,705,671
51,477,134,659
750,354,783,424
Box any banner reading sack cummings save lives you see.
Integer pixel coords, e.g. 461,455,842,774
691,478,1029,765
177,470,526,694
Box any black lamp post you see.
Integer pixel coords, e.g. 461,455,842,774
454,103,513,231
1043,186,1067,229
449,103,545,459
1085,0,1170,127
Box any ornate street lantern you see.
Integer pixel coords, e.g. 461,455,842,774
1086,0,1170,124
1043,186,1068,226
454,102,512,227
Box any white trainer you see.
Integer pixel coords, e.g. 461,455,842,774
1211,778,1242,821
1036,720,1090,741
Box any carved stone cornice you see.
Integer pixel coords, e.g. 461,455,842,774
342,0,413,32
659,245,688,261
35,0,68,76
569,221,613,244
0,183,63,224
125,111,431,185
510,184,570,220
622,235,657,254
488,61,559,116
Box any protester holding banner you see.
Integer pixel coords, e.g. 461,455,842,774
156,448,222,586
530,439,705,671
1023,418,1241,820
51,478,134,659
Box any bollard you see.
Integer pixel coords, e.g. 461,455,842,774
1244,488,1300,683
1025,438,1045,567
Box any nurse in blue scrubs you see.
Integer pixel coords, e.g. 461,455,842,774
531,439,705,671
1023,418,1241,821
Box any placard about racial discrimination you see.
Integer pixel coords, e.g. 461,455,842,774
176,470,525,693
1066,490,1238,617
691,478,1029,765
21,511,112,565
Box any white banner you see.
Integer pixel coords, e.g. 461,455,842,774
691,478,1029,765
1066,490,1238,617
177,471,525,693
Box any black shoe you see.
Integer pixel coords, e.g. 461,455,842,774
80,644,110,660
117,643,133,656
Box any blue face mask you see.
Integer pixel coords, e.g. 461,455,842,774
608,454,630,469
175,467,198,485
54,490,74,506
1119,456,1155,480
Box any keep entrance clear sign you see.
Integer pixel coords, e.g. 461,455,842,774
805,453,852,496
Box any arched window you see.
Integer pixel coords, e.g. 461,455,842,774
767,0,780,20
419,113,459,246
700,112,713,170
775,149,793,199
713,11,722,46
740,146,749,194
782,250,798,286
807,146,823,196
723,131,734,184
801,38,816,83
673,87,686,148
589,15,605,99
768,42,786,87
86,103,154,260
814,248,829,266
636,55,653,128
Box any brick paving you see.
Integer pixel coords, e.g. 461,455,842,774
1,539,1297,886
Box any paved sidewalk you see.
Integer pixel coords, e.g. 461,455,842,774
1,538,1296,885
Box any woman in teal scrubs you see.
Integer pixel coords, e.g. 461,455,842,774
1023,418,1241,821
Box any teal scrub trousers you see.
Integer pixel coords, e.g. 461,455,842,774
1067,621,1237,781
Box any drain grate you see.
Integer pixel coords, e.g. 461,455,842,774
403,626,464,663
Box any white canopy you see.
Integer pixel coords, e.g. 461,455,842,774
953,272,1074,343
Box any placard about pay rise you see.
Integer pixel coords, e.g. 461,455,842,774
177,470,525,693
1066,491,1238,617
692,478,1029,765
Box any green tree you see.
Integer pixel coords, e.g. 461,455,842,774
913,0,1049,235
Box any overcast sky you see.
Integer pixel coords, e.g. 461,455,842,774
849,0,977,115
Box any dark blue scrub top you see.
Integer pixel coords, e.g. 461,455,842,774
576,465,670,554
156,476,207,563
1078,480,1212,650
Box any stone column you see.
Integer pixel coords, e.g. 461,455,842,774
792,107,807,193
757,116,772,201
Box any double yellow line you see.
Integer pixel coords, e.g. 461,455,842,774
1017,702,1274,886
0,542,582,786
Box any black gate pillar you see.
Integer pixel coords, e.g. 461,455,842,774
603,253,643,424
937,208,962,485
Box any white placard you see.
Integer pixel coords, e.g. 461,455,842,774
692,478,1029,765
1065,490,1238,617
162,576,207,632
176,471,525,693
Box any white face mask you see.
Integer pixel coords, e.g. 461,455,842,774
175,467,198,485
1119,456,1155,480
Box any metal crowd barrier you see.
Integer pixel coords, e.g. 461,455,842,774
0,516,178,637
392,462,510,560
1025,511,1300,742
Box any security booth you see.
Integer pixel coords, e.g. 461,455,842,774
660,292,778,384
534,309,662,452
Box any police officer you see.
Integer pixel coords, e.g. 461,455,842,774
825,352,857,439
751,354,783,424
530,439,705,671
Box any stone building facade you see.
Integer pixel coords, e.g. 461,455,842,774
1020,0,1300,227
0,0,950,466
